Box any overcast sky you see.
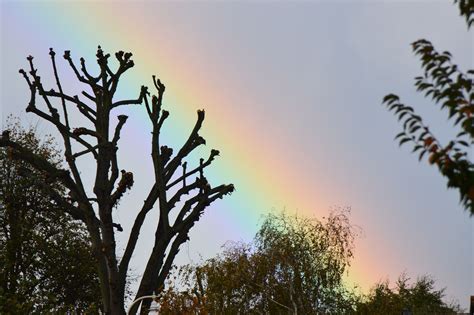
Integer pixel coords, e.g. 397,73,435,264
1,0,473,309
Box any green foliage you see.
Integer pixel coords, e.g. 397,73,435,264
0,119,101,313
454,0,474,28
159,208,360,314
383,1,474,215
354,274,462,315
157,212,461,315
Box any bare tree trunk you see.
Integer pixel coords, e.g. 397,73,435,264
0,47,233,314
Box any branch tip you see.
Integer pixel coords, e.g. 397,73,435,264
118,115,128,122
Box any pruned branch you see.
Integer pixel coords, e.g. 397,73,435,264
166,149,220,190
63,50,92,86
110,170,134,208
112,115,128,145
168,177,207,209
49,48,69,128
173,183,234,232
118,184,159,285
150,183,234,298
27,55,60,121
19,57,99,159
160,146,173,165
80,56,100,85
109,50,135,98
72,127,100,138
153,76,165,117
107,115,129,188
154,230,190,293
42,90,96,121
72,144,100,160
164,110,206,180
82,91,97,103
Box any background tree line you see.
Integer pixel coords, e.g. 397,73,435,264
156,209,461,315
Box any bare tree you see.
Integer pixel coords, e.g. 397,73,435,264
0,46,234,314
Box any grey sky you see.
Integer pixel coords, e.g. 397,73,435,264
1,0,473,309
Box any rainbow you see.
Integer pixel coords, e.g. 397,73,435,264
3,1,371,290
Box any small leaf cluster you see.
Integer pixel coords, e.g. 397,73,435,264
383,39,474,214
454,0,474,28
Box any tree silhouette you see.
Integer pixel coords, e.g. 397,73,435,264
0,47,234,314
383,1,474,215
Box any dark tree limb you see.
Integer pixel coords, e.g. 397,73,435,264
82,91,97,103
72,144,100,160
111,85,147,108
63,50,95,87
49,48,69,128
19,66,98,158
27,56,60,121
173,184,235,232
11,47,234,314
80,56,100,85
166,149,220,190
164,110,206,180
42,89,96,116
109,51,135,98
168,177,206,209
0,137,76,192
135,183,234,314
118,184,159,290
110,170,134,208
